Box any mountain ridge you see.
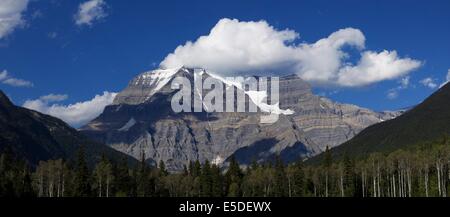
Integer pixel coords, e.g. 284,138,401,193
308,82,450,163
0,89,137,167
81,67,401,171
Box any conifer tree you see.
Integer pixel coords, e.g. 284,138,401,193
114,156,132,197
211,164,223,197
225,156,243,197
137,152,149,197
292,160,305,197
273,156,287,197
343,154,356,197
159,160,168,177
192,160,202,178
200,160,212,197
73,145,91,197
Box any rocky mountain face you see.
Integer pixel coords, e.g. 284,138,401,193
0,90,136,167
80,67,400,171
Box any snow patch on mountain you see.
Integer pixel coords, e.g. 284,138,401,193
136,67,182,100
246,90,294,115
118,117,136,131
207,70,294,115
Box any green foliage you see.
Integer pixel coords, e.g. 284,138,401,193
72,145,91,197
1,135,450,197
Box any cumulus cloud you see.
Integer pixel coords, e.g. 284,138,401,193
161,18,421,87
23,91,117,127
420,77,438,89
74,0,107,26
0,0,29,39
337,51,421,87
0,70,33,87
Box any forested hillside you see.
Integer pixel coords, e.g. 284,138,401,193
0,90,136,168
1,136,449,197
310,82,450,163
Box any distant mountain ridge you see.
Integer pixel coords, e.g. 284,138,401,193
0,90,135,167
81,67,401,171
309,82,450,163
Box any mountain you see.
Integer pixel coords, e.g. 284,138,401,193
0,90,136,167
80,67,400,171
309,82,450,163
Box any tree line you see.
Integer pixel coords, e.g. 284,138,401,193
1,136,450,197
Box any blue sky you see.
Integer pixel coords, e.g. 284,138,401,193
0,0,449,126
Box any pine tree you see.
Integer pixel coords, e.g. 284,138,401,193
225,156,243,197
343,153,356,197
137,152,149,197
183,165,189,176
200,160,212,197
292,160,305,197
73,145,91,197
191,160,202,178
159,160,168,177
273,156,287,197
113,156,133,197
0,148,15,197
211,164,223,197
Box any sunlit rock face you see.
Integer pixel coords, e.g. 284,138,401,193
80,67,401,171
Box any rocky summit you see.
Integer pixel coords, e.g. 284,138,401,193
80,67,400,171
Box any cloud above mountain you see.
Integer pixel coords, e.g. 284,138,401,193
23,91,117,127
161,18,421,87
0,0,29,39
440,69,450,88
420,77,438,89
0,70,33,87
74,0,108,26
386,76,410,100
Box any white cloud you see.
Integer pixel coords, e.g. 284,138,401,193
440,69,450,88
74,0,107,26
337,51,421,87
399,76,410,89
3,77,33,87
447,69,450,82
420,77,437,89
0,70,33,87
0,70,7,80
0,0,29,39
161,18,421,87
162,18,302,74
38,93,68,102
387,89,399,100
385,76,410,100
23,91,117,127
